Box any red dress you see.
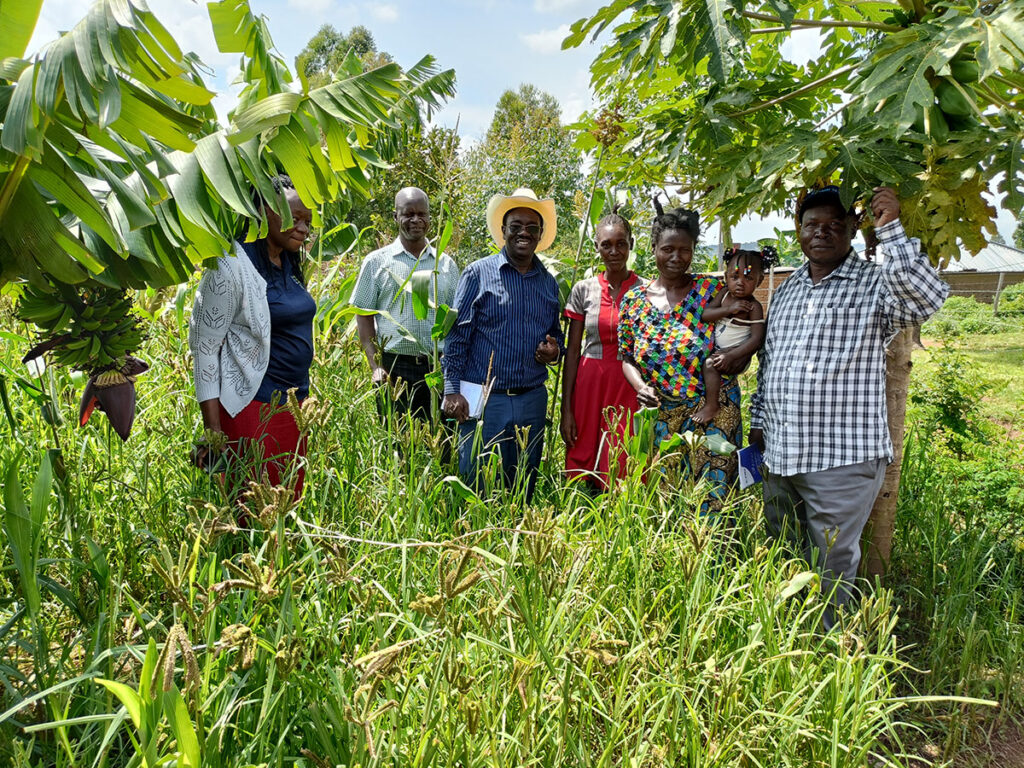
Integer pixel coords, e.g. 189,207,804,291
219,401,306,496
564,272,643,488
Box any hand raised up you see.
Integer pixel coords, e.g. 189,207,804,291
870,187,901,228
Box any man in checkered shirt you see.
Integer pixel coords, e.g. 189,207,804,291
749,185,948,628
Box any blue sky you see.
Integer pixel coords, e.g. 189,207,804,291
28,0,1018,244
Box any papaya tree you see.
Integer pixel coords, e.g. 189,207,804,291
0,0,454,438
565,0,1024,575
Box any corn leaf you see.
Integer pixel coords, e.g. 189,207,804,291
3,453,41,617
95,679,143,731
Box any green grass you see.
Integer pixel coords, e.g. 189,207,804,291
921,330,1024,427
1,284,1022,767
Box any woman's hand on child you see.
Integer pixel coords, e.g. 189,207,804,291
712,352,750,375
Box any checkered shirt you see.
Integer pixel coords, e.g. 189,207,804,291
749,219,949,476
350,239,460,356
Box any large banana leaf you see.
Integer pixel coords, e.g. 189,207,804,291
0,0,455,373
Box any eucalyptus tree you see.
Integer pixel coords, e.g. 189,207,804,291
0,0,453,434
566,0,1024,574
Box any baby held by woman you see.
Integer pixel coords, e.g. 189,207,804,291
693,246,778,427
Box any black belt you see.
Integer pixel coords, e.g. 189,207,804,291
381,351,430,367
494,385,539,397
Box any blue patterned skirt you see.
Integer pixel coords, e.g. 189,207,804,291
653,379,743,513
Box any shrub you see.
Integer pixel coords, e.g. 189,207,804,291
924,295,1003,336
997,281,1024,316
909,341,987,453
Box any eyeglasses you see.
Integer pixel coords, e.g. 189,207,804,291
504,223,542,238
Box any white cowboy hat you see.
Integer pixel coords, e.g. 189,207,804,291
485,187,557,253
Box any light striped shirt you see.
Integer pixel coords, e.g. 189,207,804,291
350,239,460,356
443,250,564,394
750,219,948,476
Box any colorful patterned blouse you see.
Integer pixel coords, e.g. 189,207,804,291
617,275,722,400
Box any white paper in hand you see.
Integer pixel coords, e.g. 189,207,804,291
459,380,492,419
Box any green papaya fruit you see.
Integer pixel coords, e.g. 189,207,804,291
950,58,979,84
946,112,980,132
936,79,973,117
922,105,949,141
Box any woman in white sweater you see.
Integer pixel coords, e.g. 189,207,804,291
189,174,315,495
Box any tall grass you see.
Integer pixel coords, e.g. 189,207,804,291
1,285,1020,767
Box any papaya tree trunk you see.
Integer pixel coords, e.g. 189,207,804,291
862,326,915,579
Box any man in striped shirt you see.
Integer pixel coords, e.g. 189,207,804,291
749,185,948,628
442,189,564,500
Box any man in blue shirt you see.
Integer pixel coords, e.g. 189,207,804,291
442,188,564,500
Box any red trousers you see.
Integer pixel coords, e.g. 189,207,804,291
219,400,306,495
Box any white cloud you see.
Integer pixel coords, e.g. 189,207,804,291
521,24,571,55
369,3,398,22
781,28,824,66
288,0,334,12
533,0,586,12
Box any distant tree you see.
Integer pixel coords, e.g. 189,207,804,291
350,126,465,250
296,24,392,88
1015,221,1024,250
487,84,562,143
461,85,582,258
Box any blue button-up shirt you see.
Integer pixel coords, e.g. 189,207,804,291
443,250,564,394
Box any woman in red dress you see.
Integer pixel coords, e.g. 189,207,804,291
561,213,646,489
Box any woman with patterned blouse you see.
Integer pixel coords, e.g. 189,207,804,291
189,174,315,496
617,206,750,512
561,212,646,489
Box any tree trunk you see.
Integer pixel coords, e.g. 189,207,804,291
862,326,915,579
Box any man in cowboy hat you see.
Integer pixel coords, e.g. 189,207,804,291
442,188,564,500
749,185,948,629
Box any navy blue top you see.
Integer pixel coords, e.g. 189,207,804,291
443,249,564,394
239,242,316,403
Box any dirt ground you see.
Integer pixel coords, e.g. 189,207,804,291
952,723,1024,767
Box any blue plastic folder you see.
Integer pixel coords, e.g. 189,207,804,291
738,445,764,489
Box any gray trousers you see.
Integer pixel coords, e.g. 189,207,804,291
762,458,886,629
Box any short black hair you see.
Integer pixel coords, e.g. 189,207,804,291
595,209,633,242
723,245,779,274
651,206,699,248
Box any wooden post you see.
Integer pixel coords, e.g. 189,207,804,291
862,327,914,579
993,271,1006,316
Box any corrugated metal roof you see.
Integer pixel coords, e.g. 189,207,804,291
941,242,1024,273
710,240,1024,273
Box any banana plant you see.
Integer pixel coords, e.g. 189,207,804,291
0,0,455,439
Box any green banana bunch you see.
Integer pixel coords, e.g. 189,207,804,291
17,284,146,373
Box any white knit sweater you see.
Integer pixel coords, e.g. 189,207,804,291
188,243,271,417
